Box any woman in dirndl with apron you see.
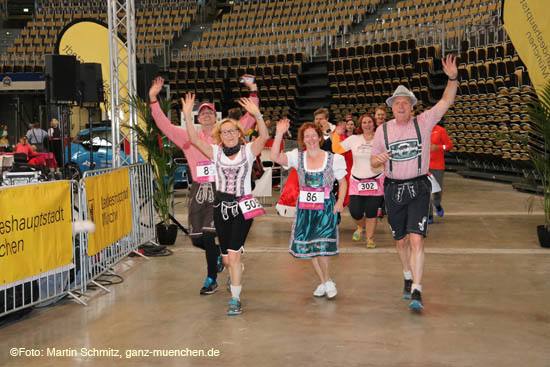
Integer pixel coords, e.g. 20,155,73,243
271,119,347,299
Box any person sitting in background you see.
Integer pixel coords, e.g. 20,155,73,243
15,136,39,165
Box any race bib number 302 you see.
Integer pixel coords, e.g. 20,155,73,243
358,180,378,194
196,161,215,183
298,187,324,210
238,195,265,220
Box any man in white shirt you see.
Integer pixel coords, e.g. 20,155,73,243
26,122,48,152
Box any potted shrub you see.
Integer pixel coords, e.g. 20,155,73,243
527,81,550,248
127,95,178,245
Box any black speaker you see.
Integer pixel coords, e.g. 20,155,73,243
136,63,159,100
78,63,104,104
45,54,78,102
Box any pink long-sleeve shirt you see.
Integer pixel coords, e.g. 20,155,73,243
150,95,259,181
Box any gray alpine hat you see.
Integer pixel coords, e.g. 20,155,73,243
386,85,418,107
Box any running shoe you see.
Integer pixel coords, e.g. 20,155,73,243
217,255,224,273
200,277,218,295
432,200,444,217
366,238,376,249
227,298,242,315
352,228,363,241
313,283,326,297
428,216,434,224
325,280,338,299
403,279,412,299
409,289,424,310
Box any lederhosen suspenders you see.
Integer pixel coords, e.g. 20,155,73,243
383,117,422,179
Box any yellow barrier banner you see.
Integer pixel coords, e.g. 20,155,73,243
0,182,73,285
85,168,133,255
504,0,550,96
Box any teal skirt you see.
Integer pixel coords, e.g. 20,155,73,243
289,194,339,258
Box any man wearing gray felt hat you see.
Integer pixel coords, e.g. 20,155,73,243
370,54,458,311
386,85,418,107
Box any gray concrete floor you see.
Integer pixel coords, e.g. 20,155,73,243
1,173,550,367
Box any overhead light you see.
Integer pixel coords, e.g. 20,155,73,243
23,8,29,12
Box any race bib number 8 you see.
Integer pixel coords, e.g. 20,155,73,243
238,195,265,220
196,161,215,183
298,187,324,210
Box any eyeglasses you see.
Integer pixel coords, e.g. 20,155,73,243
220,129,239,136
199,110,215,116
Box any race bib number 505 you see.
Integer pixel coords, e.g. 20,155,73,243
238,195,265,220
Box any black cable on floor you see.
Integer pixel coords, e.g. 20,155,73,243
87,273,124,288
130,244,174,257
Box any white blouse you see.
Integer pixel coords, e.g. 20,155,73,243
284,149,347,180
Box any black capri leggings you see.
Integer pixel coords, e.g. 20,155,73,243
348,195,384,220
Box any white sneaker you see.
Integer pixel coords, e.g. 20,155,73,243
325,280,337,299
313,283,326,297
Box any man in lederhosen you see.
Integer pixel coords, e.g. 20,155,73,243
371,54,458,310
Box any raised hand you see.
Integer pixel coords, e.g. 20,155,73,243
237,97,261,119
241,74,257,92
276,118,290,135
180,92,195,118
149,77,164,101
335,125,345,136
442,54,458,80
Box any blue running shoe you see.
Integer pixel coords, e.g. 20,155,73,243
217,255,224,273
409,289,424,310
428,217,434,224
403,279,412,299
227,297,242,315
200,277,218,295
432,200,444,217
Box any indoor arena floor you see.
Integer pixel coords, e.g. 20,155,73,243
1,173,549,367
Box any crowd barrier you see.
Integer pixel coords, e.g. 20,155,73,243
0,180,86,317
79,163,156,292
0,162,156,318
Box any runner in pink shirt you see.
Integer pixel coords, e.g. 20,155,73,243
371,54,458,310
149,76,259,296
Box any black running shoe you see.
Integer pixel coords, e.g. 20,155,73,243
409,289,424,310
200,277,218,295
403,279,412,299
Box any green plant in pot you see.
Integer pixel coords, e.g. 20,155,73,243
527,81,550,248
127,95,178,245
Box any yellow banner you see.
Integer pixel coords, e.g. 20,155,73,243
85,168,133,255
504,0,550,96
0,182,73,285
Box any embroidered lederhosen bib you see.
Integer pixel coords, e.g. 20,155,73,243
383,118,430,204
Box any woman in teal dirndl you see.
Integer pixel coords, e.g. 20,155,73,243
271,120,347,299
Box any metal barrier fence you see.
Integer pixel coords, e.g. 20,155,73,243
80,163,156,293
0,180,86,318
